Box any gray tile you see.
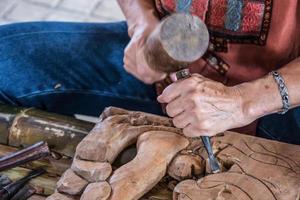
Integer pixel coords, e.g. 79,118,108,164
0,0,123,24
26,0,62,7
93,0,124,21
5,1,51,21
0,0,18,15
59,0,100,14
46,10,86,22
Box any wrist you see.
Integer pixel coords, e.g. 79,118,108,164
129,18,159,39
130,19,160,50
234,74,283,122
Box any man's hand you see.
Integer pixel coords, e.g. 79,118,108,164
157,74,253,137
124,25,167,84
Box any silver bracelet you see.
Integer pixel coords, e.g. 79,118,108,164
270,71,290,114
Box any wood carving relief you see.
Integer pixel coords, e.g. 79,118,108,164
175,133,300,200
45,107,300,200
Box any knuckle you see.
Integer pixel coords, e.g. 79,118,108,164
166,105,175,117
188,94,198,106
190,91,199,99
162,93,171,103
186,76,201,86
173,117,183,128
195,83,204,92
188,110,198,120
186,101,196,110
172,118,179,127
182,127,191,137
190,75,200,83
192,73,202,78
186,80,196,88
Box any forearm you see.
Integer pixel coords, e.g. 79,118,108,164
237,58,300,120
117,0,160,37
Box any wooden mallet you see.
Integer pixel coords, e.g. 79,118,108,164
144,13,220,173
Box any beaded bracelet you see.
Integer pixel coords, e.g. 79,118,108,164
270,71,291,114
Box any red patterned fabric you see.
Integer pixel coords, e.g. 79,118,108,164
160,0,176,13
242,1,265,34
156,0,270,47
154,0,300,135
207,0,227,28
158,0,209,20
190,0,210,20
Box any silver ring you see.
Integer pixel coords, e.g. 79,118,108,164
176,68,191,80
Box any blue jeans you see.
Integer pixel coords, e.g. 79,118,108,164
0,21,163,117
257,108,300,145
0,21,299,144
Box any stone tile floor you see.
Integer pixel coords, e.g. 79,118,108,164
0,0,125,25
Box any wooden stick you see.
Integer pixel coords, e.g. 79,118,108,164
0,174,12,188
27,195,46,200
1,167,58,196
0,168,45,200
0,144,71,176
11,184,36,200
0,141,50,172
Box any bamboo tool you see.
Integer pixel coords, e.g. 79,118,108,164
0,141,50,172
0,104,93,195
0,168,45,200
144,13,220,173
0,104,94,158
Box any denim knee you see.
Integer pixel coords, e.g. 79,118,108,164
0,22,161,116
257,107,300,145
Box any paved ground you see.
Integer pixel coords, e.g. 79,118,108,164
0,0,125,25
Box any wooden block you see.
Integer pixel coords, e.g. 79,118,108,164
80,182,111,200
71,158,112,182
174,131,300,200
27,195,47,200
56,169,88,195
